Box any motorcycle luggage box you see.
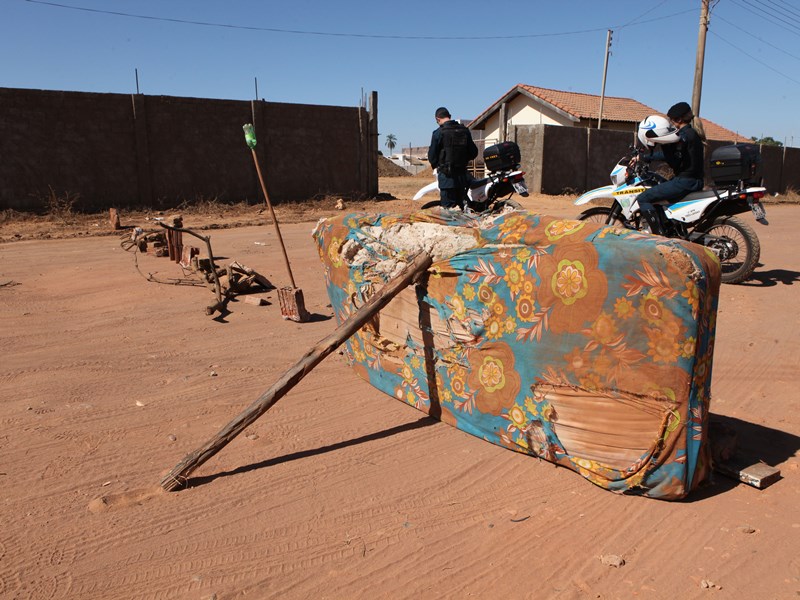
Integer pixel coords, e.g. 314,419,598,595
483,141,521,172
710,143,762,186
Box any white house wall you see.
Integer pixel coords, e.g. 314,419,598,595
482,95,574,145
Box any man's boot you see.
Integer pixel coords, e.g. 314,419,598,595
657,209,676,236
640,209,663,235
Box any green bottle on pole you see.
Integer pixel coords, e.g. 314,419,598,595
243,123,257,149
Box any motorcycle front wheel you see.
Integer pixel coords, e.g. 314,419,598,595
698,215,761,284
577,206,628,227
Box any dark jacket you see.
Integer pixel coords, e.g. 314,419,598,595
646,124,705,180
428,120,479,189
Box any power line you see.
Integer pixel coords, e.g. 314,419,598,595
709,29,800,85
619,0,671,28
747,0,800,26
23,0,695,41
714,12,800,61
772,0,800,20
730,0,800,36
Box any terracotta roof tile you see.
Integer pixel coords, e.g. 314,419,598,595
518,84,655,123
472,84,748,142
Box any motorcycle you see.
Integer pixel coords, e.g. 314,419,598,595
414,141,529,214
574,147,768,284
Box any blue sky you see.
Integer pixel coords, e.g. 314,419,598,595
2,0,799,153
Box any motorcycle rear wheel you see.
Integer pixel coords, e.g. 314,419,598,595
577,206,627,227
420,199,444,210
699,215,761,284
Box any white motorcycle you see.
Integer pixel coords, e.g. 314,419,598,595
575,146,768,284
414,141,529,213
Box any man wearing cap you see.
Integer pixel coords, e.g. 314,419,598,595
427,107,479,209
635,101,705,235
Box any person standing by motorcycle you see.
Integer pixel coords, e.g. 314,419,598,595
427,107,478,209
633,101,705,235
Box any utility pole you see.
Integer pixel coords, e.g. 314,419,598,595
598,29,612,129
692,0,710,139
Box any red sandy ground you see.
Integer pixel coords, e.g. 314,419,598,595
1,183,798,599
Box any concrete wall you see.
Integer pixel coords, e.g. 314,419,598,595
515,124,799,196
0,87,377,211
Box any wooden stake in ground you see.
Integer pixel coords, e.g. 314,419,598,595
160,251,433,491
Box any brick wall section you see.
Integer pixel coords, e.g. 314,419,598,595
2,87,794,211
0,87,377,211
586,128,635,191
1,89,139,210
514,124,798,195
781,147,800,192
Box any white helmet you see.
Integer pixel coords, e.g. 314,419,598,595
637,115,680,147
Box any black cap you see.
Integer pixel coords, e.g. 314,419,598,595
435,107,451,119
667,101,693,121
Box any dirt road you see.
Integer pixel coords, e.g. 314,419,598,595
1,200,798,599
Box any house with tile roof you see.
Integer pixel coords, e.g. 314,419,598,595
469,84,746,144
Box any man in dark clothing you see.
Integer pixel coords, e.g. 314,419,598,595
427,107,479,209
635,101,705,235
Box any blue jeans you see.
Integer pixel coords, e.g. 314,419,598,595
438,170,471,208
637,176,704,212
439,187,468,208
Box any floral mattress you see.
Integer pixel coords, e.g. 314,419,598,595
312,209,721,500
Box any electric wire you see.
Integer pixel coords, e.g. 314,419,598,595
709,29,800,86
772,0,800,20
714,12,800,62
746,0,800,26
730,0,800,36
23,0,695,41
618,0,671,28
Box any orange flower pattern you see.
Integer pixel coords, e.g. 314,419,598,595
314,210,721,500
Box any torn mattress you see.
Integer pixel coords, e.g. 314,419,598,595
312,209,721,500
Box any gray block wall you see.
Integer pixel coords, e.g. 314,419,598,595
0,87,377,211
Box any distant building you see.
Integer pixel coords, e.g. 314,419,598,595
468,84,747,145
388,153,428,175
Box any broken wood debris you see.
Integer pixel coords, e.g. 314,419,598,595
157,222,274,316
121,215,274,316
165,215,184,262
109,208,121,230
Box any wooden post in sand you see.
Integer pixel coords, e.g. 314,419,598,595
161,251,433,491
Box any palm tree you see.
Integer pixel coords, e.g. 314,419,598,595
385,133,397,157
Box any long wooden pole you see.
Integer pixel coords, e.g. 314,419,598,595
161,251,433,491
598,29,612,129
251,147,297,289
692,0,710,140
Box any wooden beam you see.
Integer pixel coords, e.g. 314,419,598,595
160,251,433,491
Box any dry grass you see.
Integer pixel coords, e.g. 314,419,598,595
45,187,81,224
1,177,796,244
774,186,800,203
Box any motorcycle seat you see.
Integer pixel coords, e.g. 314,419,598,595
469,178,489,189
682,190,716,201
655,190,715,205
